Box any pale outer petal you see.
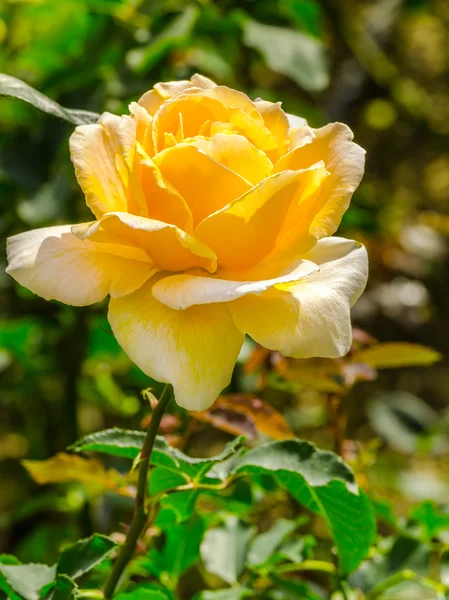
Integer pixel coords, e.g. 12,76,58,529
151,259,318,310
69,113,129,219
108,279,244,410
229,237,369,359
286,112,308,129
6,225,155,306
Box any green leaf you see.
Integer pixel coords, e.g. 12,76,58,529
0,74,99,125
410,501,449,541
352,342,442,370
234,439,357,490
373,498,399,528
128,6,199,73
368,392,446,455
149,465,199,523
0,555,22,600
115,590,168,600
160,489,199,523
243,19,328,92
196,587,252,600
47,575,77,600
267,575,321,600
247,519,297,566
284,478,375,574
277,535,315,563
69,428,146,459
201,517,255,585
282,0,323,37
155,517,205,583
0,562,56,600
150,467,187,494
440,550,449,586
57,534,116,579
70,429,244,479
350,535,431,593
232,440,375,573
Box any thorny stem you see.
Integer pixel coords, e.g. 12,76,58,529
103,384,172,598
327,393,350,457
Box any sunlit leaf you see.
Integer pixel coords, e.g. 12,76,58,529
22,454,132,497
277,534,316,563
234,439,356,489
247,518,297,566
243,19,328,91
279,358,344,393
350,535,432,594
0,555,22,600
352,343,441,369
0,562,55,600
196,587,252,599
0,74,99,125
69,428,244,479
231,440,375,573
195,394,294,440
367,392,447,455
69,429,147,460
201,517,255,584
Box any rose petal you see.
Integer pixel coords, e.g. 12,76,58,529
74,212,217,273
140,155,193,230
6,225,155,305
255,99,291,160
229,237,369,358
151,258,318,310
69,113,130,219
108,279,244,410
195,164,328,270
274,122,365,240
188,133,272,185
155,144,251,227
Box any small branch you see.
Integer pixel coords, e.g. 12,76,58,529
274,560,336,575
366,569,447,599
103,384,172,598
328,394,346,456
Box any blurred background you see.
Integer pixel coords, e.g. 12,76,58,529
1,0,449,579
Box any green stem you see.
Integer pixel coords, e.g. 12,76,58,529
274,560,336,575
366,569,447,599
103,384,172,598
337,579,350,600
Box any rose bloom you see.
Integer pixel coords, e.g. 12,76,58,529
6,74,368,410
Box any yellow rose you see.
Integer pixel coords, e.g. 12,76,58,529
6,74,368,410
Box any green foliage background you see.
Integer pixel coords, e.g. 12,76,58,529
1,0,449,598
